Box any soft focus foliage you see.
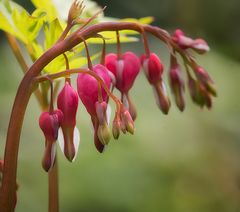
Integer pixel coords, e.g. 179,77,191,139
0,0,153,73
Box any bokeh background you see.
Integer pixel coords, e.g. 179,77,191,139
1,0,240,211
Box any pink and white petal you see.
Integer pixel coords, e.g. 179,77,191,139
72,127,80,161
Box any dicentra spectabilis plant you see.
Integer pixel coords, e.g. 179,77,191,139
0,0,216,211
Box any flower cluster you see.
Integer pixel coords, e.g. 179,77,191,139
38,14,216,173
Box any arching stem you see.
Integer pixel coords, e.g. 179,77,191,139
0,21,191,211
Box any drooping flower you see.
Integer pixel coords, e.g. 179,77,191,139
105,51,140,120
77,64,112,152
141,53,171,114
39,109,63,172
172,29,210,54
169,55,185,111
57,81,80,162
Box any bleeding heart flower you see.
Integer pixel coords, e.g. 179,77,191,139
141,53,170,114
77,64,112,152
39,109,63,172
57,82,80,162
172,29,210,54
169,55,185,111
105,52,140,120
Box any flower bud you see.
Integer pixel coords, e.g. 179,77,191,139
39,109,63,171
105,52,140,94
57,82,79,162
92,118,105,153
78,64,111,152
191,38,210,54
105,52,140,120
77,64,111,117
188,76,212,109
141,53,164,85
121,93,137,121
169,57,185,111
141,53,170,114
121,108,135,134
172,29,209,54
112,118,121,139
195,66,217,97
97,122,111,145
95,101,108,125
152,81,171,114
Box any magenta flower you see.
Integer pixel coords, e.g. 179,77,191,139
105,51,140,120
57,82,79,162
141,53,170,114
105,52,140,93
172,29,210,54
77,64,112,152
39,109,63,172
169,55,185,111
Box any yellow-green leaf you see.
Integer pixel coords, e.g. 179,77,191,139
119,16,154,35
44,18,63,50
31,0,58,22
11,8,45,42
87,31,138,44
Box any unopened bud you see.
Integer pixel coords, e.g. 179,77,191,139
97,123,111,145
112,118,121,139
191,38,210,54
42,141,56,172
121,109,135,134
122,93,137,121
195,66,217,97
153,82,171,114
172,29,209,54
95,101,108,125
169,57,185,111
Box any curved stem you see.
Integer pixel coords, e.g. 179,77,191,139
35,69,122,111
0,21,187,211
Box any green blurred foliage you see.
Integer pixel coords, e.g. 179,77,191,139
1,0,240,212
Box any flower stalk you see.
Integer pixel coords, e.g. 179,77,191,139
0,18,214,212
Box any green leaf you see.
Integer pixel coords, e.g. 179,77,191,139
44,18,63,50
43,52,100,74
119,16,154,35
11,8,45,42
0,0,27,42
87,31,138,44
31,0,58,22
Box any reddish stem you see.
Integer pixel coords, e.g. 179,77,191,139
0,21,190,211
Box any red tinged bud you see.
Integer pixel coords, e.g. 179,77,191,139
195,66,217,97
77,64,111,117
105,52,140,120
141,53,171,114
188,76,212,109
95,101,108,125
57,82,79,162
120,108,135,134
169,56,185,111
141,53,164,85
77,64,112,152
172,29,210,54
112,117,121,139
105,52,140,94
39,110,63,171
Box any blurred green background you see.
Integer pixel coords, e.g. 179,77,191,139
1,0,240,211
